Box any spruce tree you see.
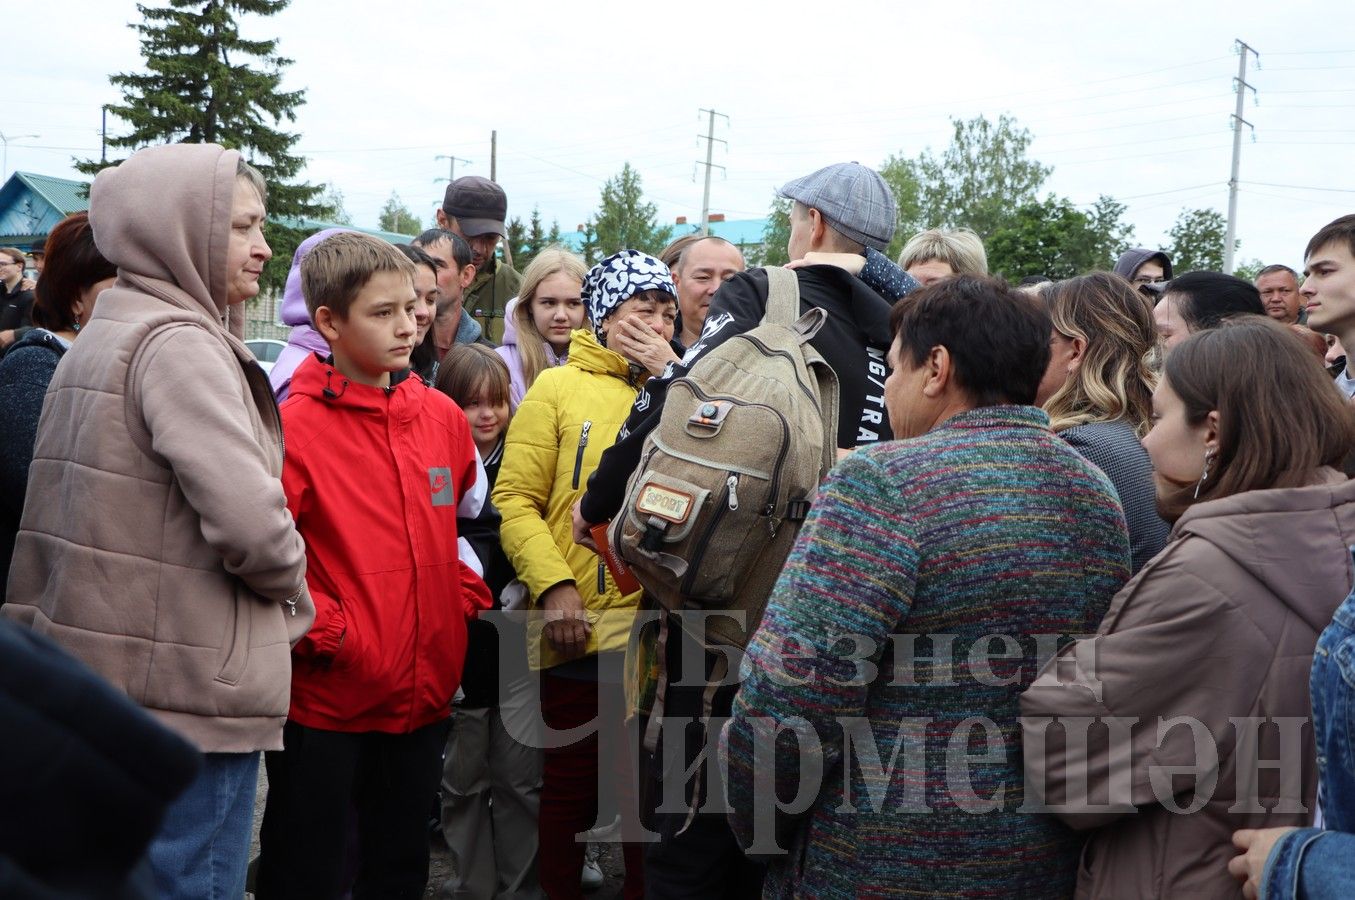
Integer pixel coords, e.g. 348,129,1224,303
77,0,322,220
592,163,672,259
77,0,328,295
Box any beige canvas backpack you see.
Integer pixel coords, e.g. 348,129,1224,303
610,266,840,650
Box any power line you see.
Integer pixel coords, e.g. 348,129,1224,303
1243,180,1355,193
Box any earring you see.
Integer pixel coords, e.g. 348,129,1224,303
1194,448,1216,499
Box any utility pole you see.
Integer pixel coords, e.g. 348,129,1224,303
0,131,39,183
696,108,728,234
101,106,109,164
434,154,469,184
1224,39,1258,274
491,131,498,182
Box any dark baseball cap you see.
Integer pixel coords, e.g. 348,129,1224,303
441,176,507,238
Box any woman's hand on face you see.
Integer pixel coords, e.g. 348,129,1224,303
786,252,866,276
610,314,680,377
540,582,590,660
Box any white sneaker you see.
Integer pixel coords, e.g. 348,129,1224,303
581,842,605,891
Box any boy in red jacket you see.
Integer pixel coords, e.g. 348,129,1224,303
256,231,492,898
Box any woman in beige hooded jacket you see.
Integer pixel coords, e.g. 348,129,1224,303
1021,316,1355,899
3,143,314,899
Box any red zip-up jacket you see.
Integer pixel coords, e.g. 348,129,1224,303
280,353,492,733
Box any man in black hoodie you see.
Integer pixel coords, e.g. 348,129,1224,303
1114,247,1174,298
571,161,916,898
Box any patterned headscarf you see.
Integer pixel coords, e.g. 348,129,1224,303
582,250,676,339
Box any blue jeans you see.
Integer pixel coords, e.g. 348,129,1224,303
146,751,259,900
1263,547,1355,898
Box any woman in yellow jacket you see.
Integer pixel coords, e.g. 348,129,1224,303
494,249,677,900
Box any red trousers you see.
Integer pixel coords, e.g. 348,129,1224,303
538,669,644,900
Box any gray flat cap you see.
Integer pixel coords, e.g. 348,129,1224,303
778,162,897,251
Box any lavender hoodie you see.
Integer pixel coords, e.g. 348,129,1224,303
495,296,568,411
269,227,352,401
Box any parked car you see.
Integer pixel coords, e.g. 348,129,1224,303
245,338,287,376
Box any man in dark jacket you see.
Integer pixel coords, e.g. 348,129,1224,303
572,161,915,898
0,247,34,354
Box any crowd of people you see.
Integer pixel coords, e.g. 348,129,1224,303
1,141,1354,900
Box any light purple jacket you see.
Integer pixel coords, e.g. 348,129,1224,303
268,228,352,401
495,296,567,411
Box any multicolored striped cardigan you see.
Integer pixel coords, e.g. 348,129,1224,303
721,405,1131,899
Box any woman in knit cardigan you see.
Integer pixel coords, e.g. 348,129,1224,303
721,276,1132,899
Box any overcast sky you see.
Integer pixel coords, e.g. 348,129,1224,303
4,1,1353,268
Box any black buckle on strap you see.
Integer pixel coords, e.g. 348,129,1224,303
786,499,812,522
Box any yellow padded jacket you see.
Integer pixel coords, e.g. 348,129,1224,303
493,328,644,670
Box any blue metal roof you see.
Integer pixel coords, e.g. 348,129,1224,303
0,172,88,249
0,172,415,248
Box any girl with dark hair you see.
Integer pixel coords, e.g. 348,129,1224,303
1024,315,1355,899
0,211,116,597
399,242,443,382
432,344,543,898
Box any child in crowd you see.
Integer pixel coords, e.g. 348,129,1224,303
497,247,588,409
434,344,544,899
256,231,491,898
493,249,678,900
398,242,443,382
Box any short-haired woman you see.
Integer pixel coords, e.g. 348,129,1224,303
896,227,988,286
723,276,1132,898
1036,272,1170,572
1023,315,1355,899
0,212,116,597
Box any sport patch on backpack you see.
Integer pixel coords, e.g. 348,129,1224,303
429,467,454,506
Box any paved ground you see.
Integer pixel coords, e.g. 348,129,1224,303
247,769,627,898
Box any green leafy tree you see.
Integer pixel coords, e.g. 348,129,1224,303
378,191,421,236
754,196,792,268
1232,258,1265,283
546,220,563,247
1166,208,1236,275
987,195,1136,281
916,114,1052,240
591,163,673,262
76,0,325,294
320,182,351,225
879,154,926,261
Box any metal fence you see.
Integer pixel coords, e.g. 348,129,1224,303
242,290,291,342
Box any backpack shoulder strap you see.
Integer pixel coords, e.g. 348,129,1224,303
762,266,802,327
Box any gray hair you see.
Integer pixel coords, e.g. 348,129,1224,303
898,228,988,276
235,157,268,203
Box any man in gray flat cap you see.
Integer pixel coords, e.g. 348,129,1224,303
570,161,919,899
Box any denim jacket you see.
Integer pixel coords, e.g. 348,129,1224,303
1263,548,1355,898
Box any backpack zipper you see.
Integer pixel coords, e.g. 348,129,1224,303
675,395,792,599
678,382,792,513
572,420,592,489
